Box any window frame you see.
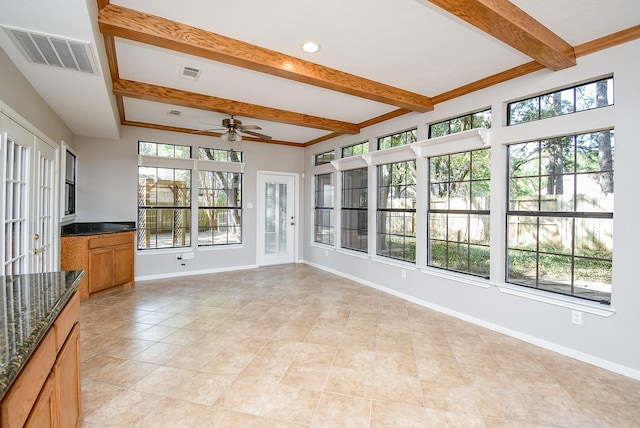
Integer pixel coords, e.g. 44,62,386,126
314,172,334,245
197,170,243,246
427,148,491,278
377,128,417,150
505,129,614,304
428,108,491,139
340,167,368,253
507,76,614,126
376,160,416,263
342,141,369,158
314,150,335,166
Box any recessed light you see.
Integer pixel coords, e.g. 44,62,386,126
300,41,320,53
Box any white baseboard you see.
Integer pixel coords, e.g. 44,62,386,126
135,264,259,282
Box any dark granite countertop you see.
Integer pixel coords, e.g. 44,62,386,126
61,221,136,237
0,270,85,400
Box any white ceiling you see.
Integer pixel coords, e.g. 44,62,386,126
1,0,638,145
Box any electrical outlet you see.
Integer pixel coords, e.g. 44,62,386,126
571,310,582,325
401,269,407,278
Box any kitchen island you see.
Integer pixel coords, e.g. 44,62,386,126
0,270,84,427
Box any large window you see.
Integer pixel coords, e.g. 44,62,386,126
507,130,614,303
429,108,491,139
137,141,244,250
138,167,191,249
377,161,416,262
428,149,491,277
198,171,242,245
508,77,614,125
341,167,368,252
378,129,417,150
314,173,334,245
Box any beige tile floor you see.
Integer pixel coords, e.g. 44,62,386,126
79,264,640,427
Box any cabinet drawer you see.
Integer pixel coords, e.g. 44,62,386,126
88,232,132,250
53,292,79,353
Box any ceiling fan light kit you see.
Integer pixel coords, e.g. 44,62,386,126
220,129,242,141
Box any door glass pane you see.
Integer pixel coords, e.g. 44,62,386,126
3,139,29,275
264,182,287,255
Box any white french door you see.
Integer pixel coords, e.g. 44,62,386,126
257,172,298,266
1,112,58,275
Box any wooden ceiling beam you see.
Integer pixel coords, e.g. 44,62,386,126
98,4,434,112
427,0,576,71
112,79,360,134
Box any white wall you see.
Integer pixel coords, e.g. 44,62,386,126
303,40,640,379
76,125,305,278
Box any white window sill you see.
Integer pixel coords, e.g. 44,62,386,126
197,244,245,252
496,283,615,317
336,248,370,259
370,255,417,270
418,266,491,289
310,241,336,250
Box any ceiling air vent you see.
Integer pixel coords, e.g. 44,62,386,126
180,66,201,80
167,109,182,117
3,26,97,75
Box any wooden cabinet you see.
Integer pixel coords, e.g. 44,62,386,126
61,231,134,300
1,292,81,428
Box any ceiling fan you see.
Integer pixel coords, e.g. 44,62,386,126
199,115,271,141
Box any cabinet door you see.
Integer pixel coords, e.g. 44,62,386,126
113,243,134,287
24,374,56,428
88,248,113,293
55,324,81,428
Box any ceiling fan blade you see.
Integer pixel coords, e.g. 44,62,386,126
239,125,261,130
241,129,272,140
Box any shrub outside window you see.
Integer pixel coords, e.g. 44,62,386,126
429,108,491,139
428,149,491,277
377,161,416,262
508,77,613,125
314,173,334,244
341,167,368,252
506,129,614,303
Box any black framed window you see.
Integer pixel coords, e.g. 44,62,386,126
342,141,369,158
137,167,191,249
429,108,491,139
341,167,368,252
508,77,613,125
314,173,334,244
64,149,76,216
198,148,243,162
378,129,417,150
377,161,416,262
506,129,614,303
428,149,491,277
315,150,335,166
198,171,242,245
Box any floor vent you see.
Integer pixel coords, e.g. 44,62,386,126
3,26,97,74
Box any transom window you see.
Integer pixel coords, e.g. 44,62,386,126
314,173,334,245
342,141,369,158
378,129,417,150
508,76,614,125
315,150,335,166
139,141,191,158
341,167,368,252
428,149,491,277
199,148,243,162
506,129,614,303
377,161,416,262
429,108,491,139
